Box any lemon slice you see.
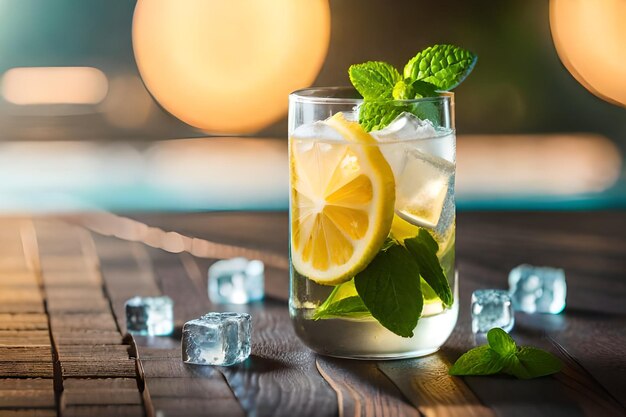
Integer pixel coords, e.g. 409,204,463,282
290,113,395,285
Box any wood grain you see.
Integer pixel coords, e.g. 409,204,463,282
317,357,419,417
378,354,495,417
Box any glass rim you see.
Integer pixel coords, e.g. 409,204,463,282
289,86,454,105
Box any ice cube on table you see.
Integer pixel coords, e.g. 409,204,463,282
394,149,454,229
182,312,251,366
509,264,566,314
471,289,515,334
125,296,174,336
208,258,264,305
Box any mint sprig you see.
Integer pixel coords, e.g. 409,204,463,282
348,44,476,131
449,328,563,379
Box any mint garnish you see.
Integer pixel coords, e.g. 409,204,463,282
405,230,453,307
349,61,401,100
313,228,452,338
357,102,408,133
404,44,477,90
449,328,563,379
348,44,476,131
354,245,423,338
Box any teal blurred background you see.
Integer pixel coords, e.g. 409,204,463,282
0,0,624,211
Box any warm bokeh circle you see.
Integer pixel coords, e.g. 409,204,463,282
133,0,331,134
550,0,626,107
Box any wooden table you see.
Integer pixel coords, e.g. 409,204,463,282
0,211,625,417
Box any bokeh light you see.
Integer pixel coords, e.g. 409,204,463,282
132,0,331,134
550,0,626,106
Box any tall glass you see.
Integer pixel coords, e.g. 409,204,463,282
288,87,457,359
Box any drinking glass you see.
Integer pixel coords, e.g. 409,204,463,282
288,87,457,359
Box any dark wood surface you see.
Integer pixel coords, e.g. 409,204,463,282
0,211,625,417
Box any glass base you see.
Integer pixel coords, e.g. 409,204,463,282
313,346,440,361
291,297,458,360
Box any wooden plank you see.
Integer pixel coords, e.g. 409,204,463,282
218,303,338,417
49,313,118,331
0,314,48,331
0,390,55,408
150,397,244,417
136,347,180,361
140,360,220,379
549,314,626,411
0,362,54,378
39,256,96,272
0,410,56,417
0,346,52,362
316,357,420,417
0,303,45,314
61,360,137,378
45,287,106,300
378,354,495,417
0,272,38,286
46,297,110,314
62,405,144,417
56,345,131,361
0,289,43,303
152,262,210,326
0,331,50,347
147,377,234,399
0,378,53,390
41,270,101,287
53,330,124,346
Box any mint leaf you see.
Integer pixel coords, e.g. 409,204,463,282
449,345,506,376
403,44,477,90
358,101,407,132
404,229,453,307
487,328,517,356
392,80,415,100
354,245,423,337
349,61,401,100
503,347,563,379
313,296,369,320
410,79,438,98
450,328,563,379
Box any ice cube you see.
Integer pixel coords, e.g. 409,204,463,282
471,289,515,334
291,120,344,142
125,296,174,336
372,112,438,141
182,312,251,366
509,264,566,314
394,149,454,229
208,258,264,305
371,112,455,163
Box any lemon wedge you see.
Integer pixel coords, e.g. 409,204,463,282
290,113,395,285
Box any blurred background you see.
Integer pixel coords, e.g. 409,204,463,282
0,0,624,212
